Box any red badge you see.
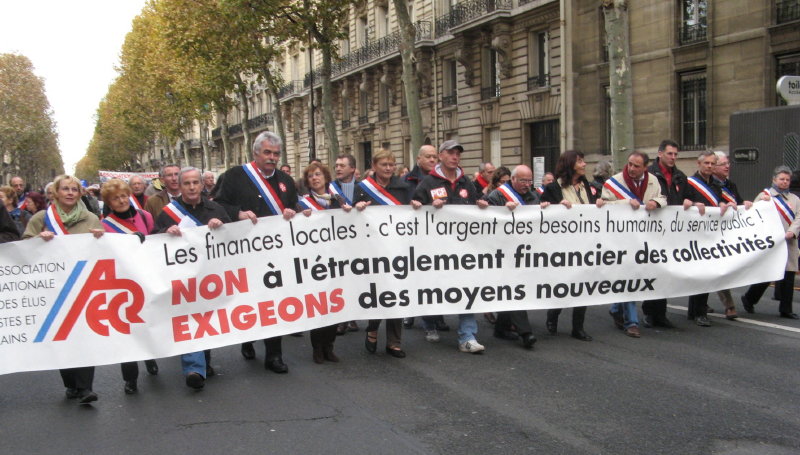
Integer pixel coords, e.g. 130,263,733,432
590,187,597,196
459,189,468,198
279,183,287,192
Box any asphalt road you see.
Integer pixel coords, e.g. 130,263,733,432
2,288,799,455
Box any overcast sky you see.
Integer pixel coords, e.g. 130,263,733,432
0,0,147,175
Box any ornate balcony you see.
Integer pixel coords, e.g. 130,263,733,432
435,0,513,38
358,115,368,125
341,119,351,129
480,84,500,100
228,123,243,136
211,127,221,138
278,80,304,99
679,22,707,45
246,113,274,130
442,92,457,108
527,74,549,91
378,110,389,122
777,0,800,24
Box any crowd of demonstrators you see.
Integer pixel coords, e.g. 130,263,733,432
7,134,800,406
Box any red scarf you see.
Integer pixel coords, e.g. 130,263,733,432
476,174,489,188
659,161,673,188
622,166,648,202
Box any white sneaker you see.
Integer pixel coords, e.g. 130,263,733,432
425,329,440,342
458,340,485,354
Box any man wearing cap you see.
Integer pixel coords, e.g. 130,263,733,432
413,140,489,353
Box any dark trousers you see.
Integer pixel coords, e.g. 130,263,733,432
310,325,338,348
366,318,402,348
687,293,709,318
60,367,94,391
642,299,667,317
745,271,795,314
242,337,283,359
547,306,587,330
495,311,532,335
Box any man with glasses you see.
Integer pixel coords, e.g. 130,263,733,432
215,131,299,374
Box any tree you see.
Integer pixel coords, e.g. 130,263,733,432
393,0,424,154
603,0,634,171
0,53,64,187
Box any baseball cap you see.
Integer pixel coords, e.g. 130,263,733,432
439,140,464,153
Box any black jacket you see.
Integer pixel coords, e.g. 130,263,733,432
648,158,687,205
540,176,599,204
402,165,426,200
485,184,540,206
0,205,20,243
413,166,479,205
714,177,744,204
215,165,298,221
156,196,232,232
683,172,723,205
355,176,412,205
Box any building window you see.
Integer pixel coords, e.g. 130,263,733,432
378,83,389,121
530,120,560,173
443,59,457,107
777,53,800,105
481,48,500,100
680,72,707,150
777,0,800,24
376,5,389,38
358,16,369,45
359,90,369,125
679,0,707,45
340,27,350,56
528,30,550,90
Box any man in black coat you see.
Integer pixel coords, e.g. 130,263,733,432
0,205,20,243
641,139,686,329
214,131,299,374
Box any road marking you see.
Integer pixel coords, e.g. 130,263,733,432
667,304,800,334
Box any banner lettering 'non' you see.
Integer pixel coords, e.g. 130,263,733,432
0,202,787,375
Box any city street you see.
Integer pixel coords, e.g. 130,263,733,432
2,288,799,454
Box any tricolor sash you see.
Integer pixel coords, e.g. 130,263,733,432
497,182,525,205
129,195,143,211
687,176,719,207
297,195,325,211
535,186,544,195
16,197,27,210
162,200,203,228
719,187,737,204
43,205,68,235
358,177,402,205
242,162,285,215
102,213,138,234
765,189,795,224
328,181,352,205
603,177,641,203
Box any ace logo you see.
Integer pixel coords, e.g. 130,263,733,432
35,260,145,342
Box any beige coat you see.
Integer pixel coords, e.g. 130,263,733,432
22,207,102,239
755,188,800,272
601,171,667,207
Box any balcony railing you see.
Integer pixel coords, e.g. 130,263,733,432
527,74,550,90
442,92,457,107
679,22,707,45
228,123,243,136
777,0,800,24
358,115,368,125
480,84,500,100
278,80,304,99
435,0,513,38
330,21,431,79
341,119,351,129
211,127,221,138
378,110,389,122
246,113,274,130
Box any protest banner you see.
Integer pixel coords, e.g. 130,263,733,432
0,202,787,375
97,170,159,183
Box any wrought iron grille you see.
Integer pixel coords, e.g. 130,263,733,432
442,92,457,107
378,111,389,122
342,119,351,129
246,113,274,130
228,123,243,136
330,21,432,78
527,74,549,90
435,0,513,38
777,0,800,24
211,127,221,138
679,23,707,45
278,80,304,99
481,84,500,100
358,115,369,125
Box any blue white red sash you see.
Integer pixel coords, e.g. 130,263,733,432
102,213,138,234
719,187,736,204
129,195,143,211
535,186,544,195
497,182,525,205
43,205,68,235
603,177,641,203
297,195,325,211
358,177,402,205
162,200,203,228
242,161,285,215
328,181,352,205
16,196,27,210
687,176,719,207
765,189,795,224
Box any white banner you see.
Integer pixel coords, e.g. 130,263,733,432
97,170,159,183
0,202,787,375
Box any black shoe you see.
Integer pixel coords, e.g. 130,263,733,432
695,316,711,327
493,329,520,341
124,380,138,395
546,319,557,335
386,346,406,358
521,333,537,349
741,296,755,314
403,318,414,329
206,365,216,377
78,390,98,405
654,316,675,329
241,342,256,360
642,315,654,328
65,387,80,399
186,372,205,389
145,359,158,375
780,312,799,319
434,320,450,332
265,357,288,374
365,332,377,353
571,329,593,341
610,311,624,330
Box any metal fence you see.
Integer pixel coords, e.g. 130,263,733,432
527,74,549,91
435,0,512,38
777,0,800,24
481,84,500,100
679,23,707,45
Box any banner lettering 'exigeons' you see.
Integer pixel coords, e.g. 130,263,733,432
0,202,787,375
